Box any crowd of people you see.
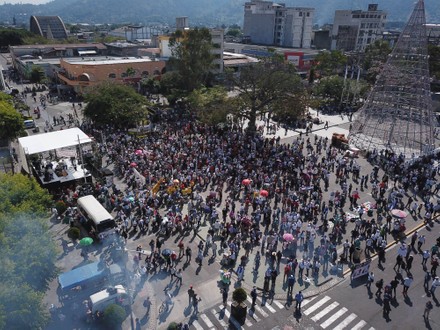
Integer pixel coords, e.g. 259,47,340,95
56,108,440,323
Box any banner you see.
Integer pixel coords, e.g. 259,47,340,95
151,177,164,194
351,261,371,280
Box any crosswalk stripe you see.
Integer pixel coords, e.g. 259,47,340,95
212,309,228,328
224,308,242,329
192,319,204,330
332,313,357,330
200,313,214,328
303,296,331,316
272,299,284,309
257,297,276,313
351,320,367,330
311,302,339,321
248,308,261,322
252,301,269,318
320,307,348,328
302,296,317,307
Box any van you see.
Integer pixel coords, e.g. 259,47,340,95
77,195,116,234
89,285,129,313
23,119,35,129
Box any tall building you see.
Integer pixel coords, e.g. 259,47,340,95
331,4,386,52
243,1,314,48
30,16,68,40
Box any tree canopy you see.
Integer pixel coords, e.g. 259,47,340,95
187,86,230,125
0,92,24,141
168,27,214,92
313,50,347,77
227,57,305,133
0,173,57,330
84,83,149,128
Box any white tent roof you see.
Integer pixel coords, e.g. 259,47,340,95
18,127,92,155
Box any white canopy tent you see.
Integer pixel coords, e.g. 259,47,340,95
18,127,92,173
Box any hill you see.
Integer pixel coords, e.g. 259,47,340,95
0,0,439,27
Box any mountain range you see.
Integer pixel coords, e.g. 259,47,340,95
0,0,439,27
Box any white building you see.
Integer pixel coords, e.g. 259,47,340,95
243,1,314,48
331,4,387,52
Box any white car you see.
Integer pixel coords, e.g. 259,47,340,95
23,119,36,129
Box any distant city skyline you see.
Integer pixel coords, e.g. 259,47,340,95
3,0,50,4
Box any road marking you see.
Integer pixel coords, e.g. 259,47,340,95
212,309,228,328
302,296,317,307
257,297,276,313
252,301,269,318
303,296,331,315
192,319,204,330
311,301,339,321
248,308,261,322
200,313,214,328
320,307,348,328
272,299,284,309
351,320,367,330
331,312,357,330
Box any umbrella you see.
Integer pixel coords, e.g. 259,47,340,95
242,179,251,186
79,237,93,246
260,189,269,197
391,209,408,218
135,149,143,155
161,249,172,257
173,179,180,184
130,162,137,167
283,233,294,242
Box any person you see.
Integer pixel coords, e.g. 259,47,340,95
403,276,413,295
366,272,374,290
287,274,295,296
185,246,192,262
192,294,201,314
251,286,257,307
383,292,391,316
221,288,228,306
144,297,151,316
431,257,439,277
175,269,183,286
424,300,433,319
375,279,384,297
430,276,440,295
394,255,403,273
187,286,195,305
295,291,304,311
390,277,399,298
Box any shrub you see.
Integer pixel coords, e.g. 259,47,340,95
232,288,247,304
67,227,80,240
54,201,67,215
103,304,126,327
167,322,179,330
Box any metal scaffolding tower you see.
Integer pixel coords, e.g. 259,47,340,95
349,0,436,158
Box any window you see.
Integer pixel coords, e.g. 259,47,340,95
299,12,302,17
306,12,310,17
121,72,127,78
108,73,116,78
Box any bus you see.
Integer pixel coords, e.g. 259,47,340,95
77,195,116,234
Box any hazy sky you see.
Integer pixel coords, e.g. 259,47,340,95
2,0,50,4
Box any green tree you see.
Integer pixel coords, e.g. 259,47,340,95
314,50,347,77
187,86,230,125
168,28,214,92
227,57,305,133
0,95,24,141
84,83,149,127
232,288,247,304
362,40,392,84
0,173,56,330
313,75,345,103
103,304,126,327
429,44,440,81
30,66,44,84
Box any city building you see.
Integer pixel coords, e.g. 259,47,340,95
331,4,387,52
29,16,68,40
243,1,314,48
426,24,440,45
56,56,166,95
158,28,224,72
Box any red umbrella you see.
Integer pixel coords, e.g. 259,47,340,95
260,189,269,197
242,179,251,186
283,233,294,242
391,209,407,218
130,162,137,167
